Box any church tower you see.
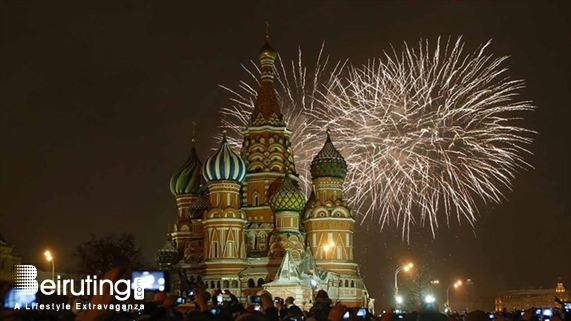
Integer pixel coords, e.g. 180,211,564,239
304,130,366,306
240,28,298,260
201,132,248,293
168,134,205,263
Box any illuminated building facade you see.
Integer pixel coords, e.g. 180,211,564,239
156,31,373,310
494,282,569,311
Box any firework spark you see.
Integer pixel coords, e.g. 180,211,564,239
220,37,535,238
315,36,535,238
218,43,347,193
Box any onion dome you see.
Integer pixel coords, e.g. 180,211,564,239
188,197,209,218
259,40,277,60
269,174,306,212
202,134,247,183
310,129,347,179
155,239,180,266
170,138,204,196
258,23,277,60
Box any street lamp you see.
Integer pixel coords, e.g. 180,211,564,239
44,250,55,281
394,263,413,305
446,280,463,310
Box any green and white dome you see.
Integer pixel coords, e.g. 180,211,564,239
169,141,204,195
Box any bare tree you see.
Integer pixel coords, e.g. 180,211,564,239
73,234,148,276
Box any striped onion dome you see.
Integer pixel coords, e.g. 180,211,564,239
155,239,180,265
202,135,247,183
310,130,347,179
269,174,306,213
169,140,204,196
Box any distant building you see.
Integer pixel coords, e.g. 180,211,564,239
495,282,569,311
0,232,22,282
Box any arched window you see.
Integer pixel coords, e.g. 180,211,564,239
248,279,255,288
257,232,267,250
257,278,265,287
247,232,256,251
223,280,229,288
253,191,260,206
350,280,355,288
210,281,215,289
211,241,218,258
217,280,221,289
231,280,238,288
345,280,349,287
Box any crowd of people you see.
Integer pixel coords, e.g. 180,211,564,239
1,268,570,321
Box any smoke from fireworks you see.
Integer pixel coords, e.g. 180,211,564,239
220,37,535,238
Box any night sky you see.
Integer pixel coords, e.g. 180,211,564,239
1,1,569,311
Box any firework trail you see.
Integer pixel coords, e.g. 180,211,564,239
220,37,535,239
218,43,347,193
315,36,535,239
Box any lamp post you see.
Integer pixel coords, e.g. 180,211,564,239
394,263,413,306
446,280,463,311
44,251,55,281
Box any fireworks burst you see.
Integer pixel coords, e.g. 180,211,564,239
315,36,535,238
218,43,347,192
220,37,535,238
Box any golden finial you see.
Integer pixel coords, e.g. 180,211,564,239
191,121,196,144
265,21,270,41
326,127,331,136
221,114,228,138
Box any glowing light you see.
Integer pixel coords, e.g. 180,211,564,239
44,251,53,261
396,296,403,304
425,295,436,303
221,37,535,237
141,273,156,289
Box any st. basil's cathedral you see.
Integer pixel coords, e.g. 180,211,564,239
155,31,375,311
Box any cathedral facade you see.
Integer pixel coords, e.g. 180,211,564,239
156,33,373,311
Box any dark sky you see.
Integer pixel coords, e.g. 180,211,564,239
1,0,569,311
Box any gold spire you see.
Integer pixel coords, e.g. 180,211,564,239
221,114,228,139
191,121,196,144
326,127,331,136
258,22,277,60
